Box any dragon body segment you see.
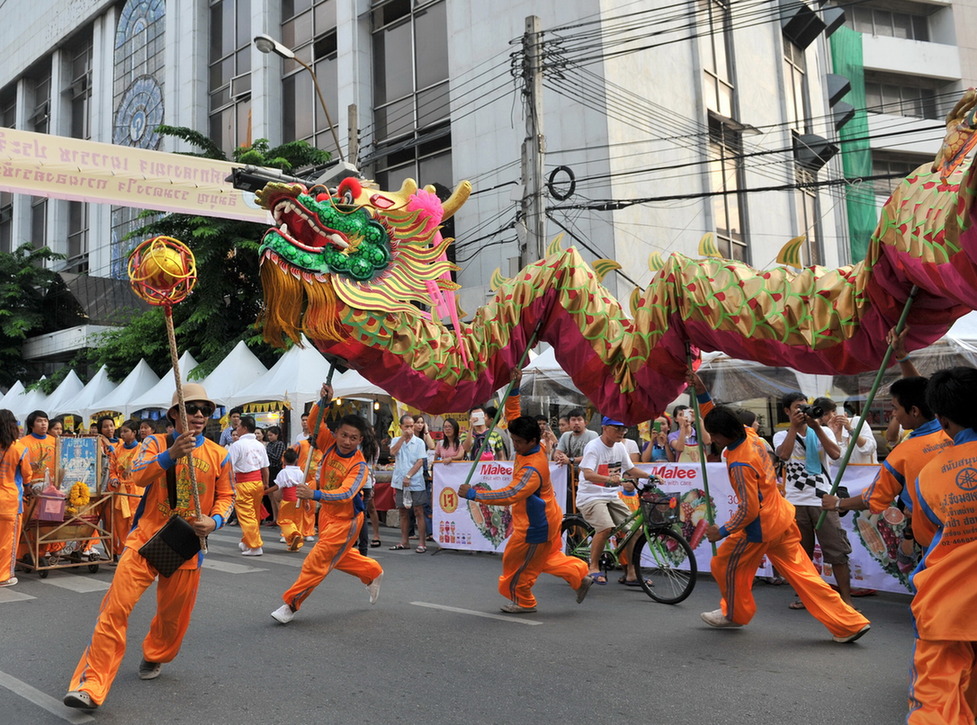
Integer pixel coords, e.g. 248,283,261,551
255,154,977,423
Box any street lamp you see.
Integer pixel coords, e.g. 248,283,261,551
254,33,345,163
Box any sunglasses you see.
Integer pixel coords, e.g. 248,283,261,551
183,402,214,417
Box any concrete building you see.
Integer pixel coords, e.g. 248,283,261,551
0,0,970,370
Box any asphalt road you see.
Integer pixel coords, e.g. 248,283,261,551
1,525,915,725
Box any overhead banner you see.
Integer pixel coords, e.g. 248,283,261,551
0,127,272,224
437,460,912,595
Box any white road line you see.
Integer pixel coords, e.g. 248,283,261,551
0,588,35,603
201,559,267,574
411,601,543,625
0,670,94,723
40,575,111,594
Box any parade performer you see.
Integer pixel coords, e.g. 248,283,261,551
291,436,322,541
105,420,144,560
271,383,383,624
18,409,59,563
0,409,31,587
268,447,305,551
907,366,977,723
229,415,270,557
63,385,233,712
699,405,870,643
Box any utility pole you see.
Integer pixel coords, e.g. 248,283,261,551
519,15,545,271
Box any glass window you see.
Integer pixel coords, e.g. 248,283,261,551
847,3,929,41
31,198,46,250
209,0,251,153
701,0,733,117
707,117,747,263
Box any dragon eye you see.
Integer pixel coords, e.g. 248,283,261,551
342,190,355,205
337,177,362,206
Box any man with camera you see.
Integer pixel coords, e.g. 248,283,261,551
773,392,855,607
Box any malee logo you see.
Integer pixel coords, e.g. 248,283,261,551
646,465,698,480
479,463,513,476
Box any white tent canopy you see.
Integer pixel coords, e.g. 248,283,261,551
331,368,391,401
129,351,201,412
72,365,121,422
99,360,161,418
0,381,25,412
199,340,268,406
41,370,85,417
10,377,48,422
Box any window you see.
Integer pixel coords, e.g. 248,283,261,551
864,72,940,119
849,5,929,41
209,0,251,153
708,116,747,262
27,64,51,134
794,169,822,267
701,0,733,117
65,33,93,140
31,197,47,250
280,0,340,156
0,90,13,253
872,153,928,198
66,202,89,273
783,39,809,134
369,0,451,191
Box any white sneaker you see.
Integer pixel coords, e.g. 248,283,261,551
500,603,537,613
367,572,383,605
279,537,286,543
833,624,870,643
271,604,294,624
700,609,742,628
242,547,263,556
0,577,18,587
238,541,248,552
304,536,316,541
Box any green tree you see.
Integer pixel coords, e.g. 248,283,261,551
0,244,65,389
95,128,331,380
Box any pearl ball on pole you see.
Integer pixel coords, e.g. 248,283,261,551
253,33,345,164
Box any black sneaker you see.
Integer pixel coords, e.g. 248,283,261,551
138,659,162,680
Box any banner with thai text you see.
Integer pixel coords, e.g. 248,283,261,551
0,127,272,223
433,460,568,553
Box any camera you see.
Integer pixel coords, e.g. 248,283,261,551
798,404,824,419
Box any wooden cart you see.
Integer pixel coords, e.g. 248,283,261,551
18,492,112,578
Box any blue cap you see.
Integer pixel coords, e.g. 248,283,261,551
601,416,626,427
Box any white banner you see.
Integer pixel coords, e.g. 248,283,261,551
436,460,912,594
432,461,568,553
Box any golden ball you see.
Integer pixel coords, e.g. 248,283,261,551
139,245,186,288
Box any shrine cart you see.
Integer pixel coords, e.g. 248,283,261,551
18,490,112,578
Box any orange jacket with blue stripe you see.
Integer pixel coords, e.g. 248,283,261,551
463,445,549,544
19,433,55,483
910,429,977,640
128,433,234,570
0,440,32,515
862,418,952,516
307,403,368,519
718,428,795,542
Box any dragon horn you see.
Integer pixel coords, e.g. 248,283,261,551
440,181,472,220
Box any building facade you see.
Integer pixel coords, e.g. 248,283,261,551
0,0,972,367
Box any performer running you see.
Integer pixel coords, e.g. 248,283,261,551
271,383,383,624
64,384,234,712
907,366,977,723
699,405,870,642
0,409,31,587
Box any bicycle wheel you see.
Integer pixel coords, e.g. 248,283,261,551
633,528,696,604
561,515,593,559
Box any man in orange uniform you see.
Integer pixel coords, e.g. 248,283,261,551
907,367,977,724
699,405,870,642
105,420,144,561
63,384,233,712
271,383,383,624
821,378,952,539
291,436,322,540
18,409,59,564
1,408,32,587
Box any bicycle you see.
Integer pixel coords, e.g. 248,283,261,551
562,480,697,604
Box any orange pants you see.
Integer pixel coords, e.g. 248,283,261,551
277,501,301,545
499,538,550,608
282,513,382,612
108,496,137,557
542,534,589,590
712,523,869,637
235,479,264,549
69,548,201,705
908,639,977,724
299,500,316,538
1,512,21,582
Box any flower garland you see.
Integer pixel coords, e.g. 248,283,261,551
65,482,90,517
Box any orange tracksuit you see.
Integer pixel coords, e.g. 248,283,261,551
281,409,382,612
1,441,31,583
711,428,869,636
18,432,58,557
907,430,977,724
862,418,952,520
292,438,322,538
106,440,144,557
69,433,233,706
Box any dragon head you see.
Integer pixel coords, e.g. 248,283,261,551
257,176,471,346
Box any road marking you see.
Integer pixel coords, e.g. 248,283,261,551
0,670,94,723
0,588,35,603
40,575,111,594
411,601,542,625
202,559,266,574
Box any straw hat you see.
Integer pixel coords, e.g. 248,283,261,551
166,382,215,421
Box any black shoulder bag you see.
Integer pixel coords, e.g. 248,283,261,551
138,437,203,576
